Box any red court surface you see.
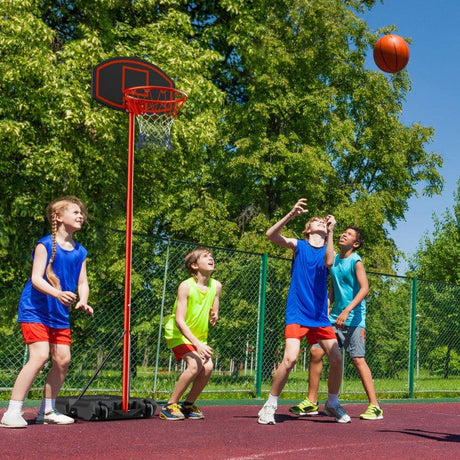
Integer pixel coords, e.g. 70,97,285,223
2,402,459,459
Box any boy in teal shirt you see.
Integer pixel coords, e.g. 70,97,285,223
290,226,383,420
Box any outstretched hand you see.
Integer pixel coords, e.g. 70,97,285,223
75,302,94,317
291,198,308,217
326,214,336,232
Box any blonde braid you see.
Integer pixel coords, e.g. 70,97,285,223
45,210,62,290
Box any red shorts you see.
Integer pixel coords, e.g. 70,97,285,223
21,323,72,345
171,344,197,361
285,324,336,345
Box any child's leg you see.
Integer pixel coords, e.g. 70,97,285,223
10,342,50,403
308,345,325,403
168,352,204,404
43,343,71,400
269,338,300,397
184,357,214,404
352,357,379,406
318,339,343,395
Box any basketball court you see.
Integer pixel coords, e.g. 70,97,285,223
2,400,459,459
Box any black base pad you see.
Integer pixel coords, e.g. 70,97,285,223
56,395,157,421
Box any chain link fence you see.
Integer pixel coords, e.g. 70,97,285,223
1,235,459,400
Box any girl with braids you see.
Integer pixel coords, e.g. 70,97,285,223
1,197,93,429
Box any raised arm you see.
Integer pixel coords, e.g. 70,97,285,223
266,198,308,250
324,214,336,267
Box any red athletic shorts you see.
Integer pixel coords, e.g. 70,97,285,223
21,323,72,345
285,324,336,344
171,344,197,361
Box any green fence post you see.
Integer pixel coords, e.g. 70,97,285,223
255,253,268,398
153,239,171,393
408,277,417,398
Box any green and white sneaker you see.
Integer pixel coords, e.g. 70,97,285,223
360,404,383,420
289,398,319,416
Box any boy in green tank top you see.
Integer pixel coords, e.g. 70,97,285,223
161,248,222,420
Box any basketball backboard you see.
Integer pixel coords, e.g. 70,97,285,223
91,57,175,111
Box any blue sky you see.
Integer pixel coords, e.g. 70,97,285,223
363,0,459,273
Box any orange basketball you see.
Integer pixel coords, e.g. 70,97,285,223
373,34,410,73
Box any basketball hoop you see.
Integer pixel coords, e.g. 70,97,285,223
123,86,187,150
91,59,187,414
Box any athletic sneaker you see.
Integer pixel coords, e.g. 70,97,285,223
159,403,185,421
180,402,204,420
36,409,74,425
257,403,276,425
1,410,28,428
289,398,319,416
324,401,351,423
360,404,383,420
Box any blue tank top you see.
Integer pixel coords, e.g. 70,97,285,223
285,240,330,327
17,235,88,328
329,253,366,327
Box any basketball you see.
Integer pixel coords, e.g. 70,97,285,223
373,34,410,73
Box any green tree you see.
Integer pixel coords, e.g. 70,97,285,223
410,179,460,378
0,0,444,333
410,179,460,284
173,0,442,272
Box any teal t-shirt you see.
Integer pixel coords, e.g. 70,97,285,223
328,253,366,328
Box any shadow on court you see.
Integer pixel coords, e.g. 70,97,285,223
2,402,459,459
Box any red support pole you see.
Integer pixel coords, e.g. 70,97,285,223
121,112,136,412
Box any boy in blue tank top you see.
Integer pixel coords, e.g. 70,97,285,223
258,198,351,425
289,226,383,420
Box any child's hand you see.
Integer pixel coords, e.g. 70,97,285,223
335,310,349,328
75,302,94,317
291,198,308,217
58,290,77,306
196,342,213,360
209,310,219,326
326,214,336,232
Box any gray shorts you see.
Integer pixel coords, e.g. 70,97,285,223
313,326,366,358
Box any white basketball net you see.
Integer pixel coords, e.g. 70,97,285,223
136,112,174,150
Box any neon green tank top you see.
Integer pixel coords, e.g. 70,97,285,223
164,277,217,348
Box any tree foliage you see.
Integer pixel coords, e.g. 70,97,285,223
0,0,444,328
410,179,460,377
410,179,460,284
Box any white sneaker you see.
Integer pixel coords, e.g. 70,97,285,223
257,403,276,425
36,409,74,425
324,401,351,423
1,410,28,428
